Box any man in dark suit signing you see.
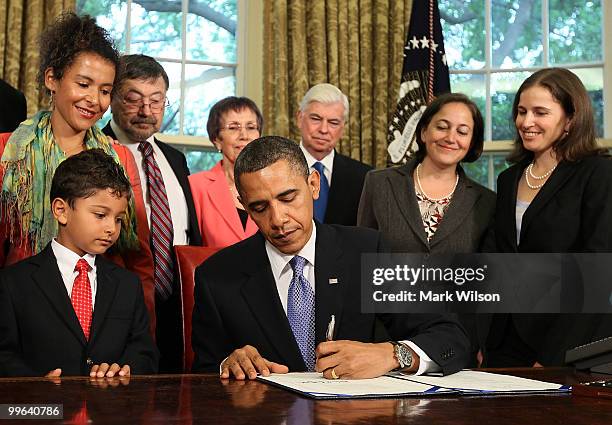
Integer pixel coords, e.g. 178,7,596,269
103,54,201,372
297,83,372,226
192,136,469,379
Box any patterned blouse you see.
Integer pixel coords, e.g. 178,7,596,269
415,188,453,242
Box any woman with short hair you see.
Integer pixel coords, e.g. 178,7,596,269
189,96,263,248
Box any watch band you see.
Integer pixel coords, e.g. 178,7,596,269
391,341,413,370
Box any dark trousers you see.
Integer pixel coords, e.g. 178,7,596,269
155,291,184,373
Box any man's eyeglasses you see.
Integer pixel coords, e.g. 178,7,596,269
121,92,170,112
221,122,260,134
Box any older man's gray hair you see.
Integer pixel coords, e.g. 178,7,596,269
299,83,349,122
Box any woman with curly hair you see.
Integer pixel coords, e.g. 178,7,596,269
0,12,155,330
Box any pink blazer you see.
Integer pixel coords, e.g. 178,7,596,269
189,161,258,248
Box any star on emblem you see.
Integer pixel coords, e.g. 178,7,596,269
420,36,429,49
410,36,420,49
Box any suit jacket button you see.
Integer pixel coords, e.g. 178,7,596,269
86,358,93,366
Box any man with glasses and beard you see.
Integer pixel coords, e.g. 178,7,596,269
103,54,201,372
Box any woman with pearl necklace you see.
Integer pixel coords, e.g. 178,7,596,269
485,67,612,368
358,93,496,367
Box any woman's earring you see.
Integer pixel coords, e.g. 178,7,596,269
49,90,55,109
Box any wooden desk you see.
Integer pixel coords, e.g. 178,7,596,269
0,368,610,424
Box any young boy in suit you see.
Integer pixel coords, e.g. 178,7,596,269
0,149,158,377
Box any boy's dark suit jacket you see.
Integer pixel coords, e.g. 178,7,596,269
0,245,159,377
324,152,372,226
192,223,470,374
102,123,201,246
486,155,612,366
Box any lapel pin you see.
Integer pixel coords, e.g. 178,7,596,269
329,278,338,284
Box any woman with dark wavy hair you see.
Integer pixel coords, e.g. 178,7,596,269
358,93,495,254
485,67,612,367
357,93,496,367
0,12,155,329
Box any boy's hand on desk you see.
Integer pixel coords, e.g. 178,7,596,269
221,345,289,380
45,368,62,377
44,369,62,384
315,340,417,379
90,363,131,378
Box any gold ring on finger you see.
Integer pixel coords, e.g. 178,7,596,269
331,368,339,379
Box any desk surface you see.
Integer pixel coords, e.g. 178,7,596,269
0,368,610,424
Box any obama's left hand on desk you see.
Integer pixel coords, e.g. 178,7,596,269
314,340,419,379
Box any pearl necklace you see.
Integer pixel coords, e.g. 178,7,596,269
524,162,557,190
415,163,459,201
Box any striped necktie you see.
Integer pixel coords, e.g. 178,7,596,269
138,141,174,300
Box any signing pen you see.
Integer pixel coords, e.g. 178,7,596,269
326,314,336,341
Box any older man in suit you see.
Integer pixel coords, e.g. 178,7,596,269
297,83,372,226
191,136,469,379
103,54,201,372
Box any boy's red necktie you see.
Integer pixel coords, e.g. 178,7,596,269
72,259,92,340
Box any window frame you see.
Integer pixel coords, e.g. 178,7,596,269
446,0,611,148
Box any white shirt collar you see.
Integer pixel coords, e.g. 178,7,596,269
300,142,335,173
51,238,96,274
265,221,317,281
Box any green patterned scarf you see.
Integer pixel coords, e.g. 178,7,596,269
1,110,139,255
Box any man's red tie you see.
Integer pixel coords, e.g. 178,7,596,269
138,141,174,300
72,259,92,340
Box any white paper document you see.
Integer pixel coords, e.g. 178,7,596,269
257,371,569,399
257,372,454,399
394,370,570,395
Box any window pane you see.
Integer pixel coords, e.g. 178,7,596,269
462,154,490,187
491,71,531,140
183,64,236,137
569,68,604,138
463,153,511,191
77,0,128,51
130,1,182,59
492,154,511,191
440,0,485,70
159,61,182,135
549,0,602,64
450,72,486,122
187,0,237,62
175,145,222,173
492,0,542,68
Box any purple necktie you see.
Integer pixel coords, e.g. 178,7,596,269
287,255,316,371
